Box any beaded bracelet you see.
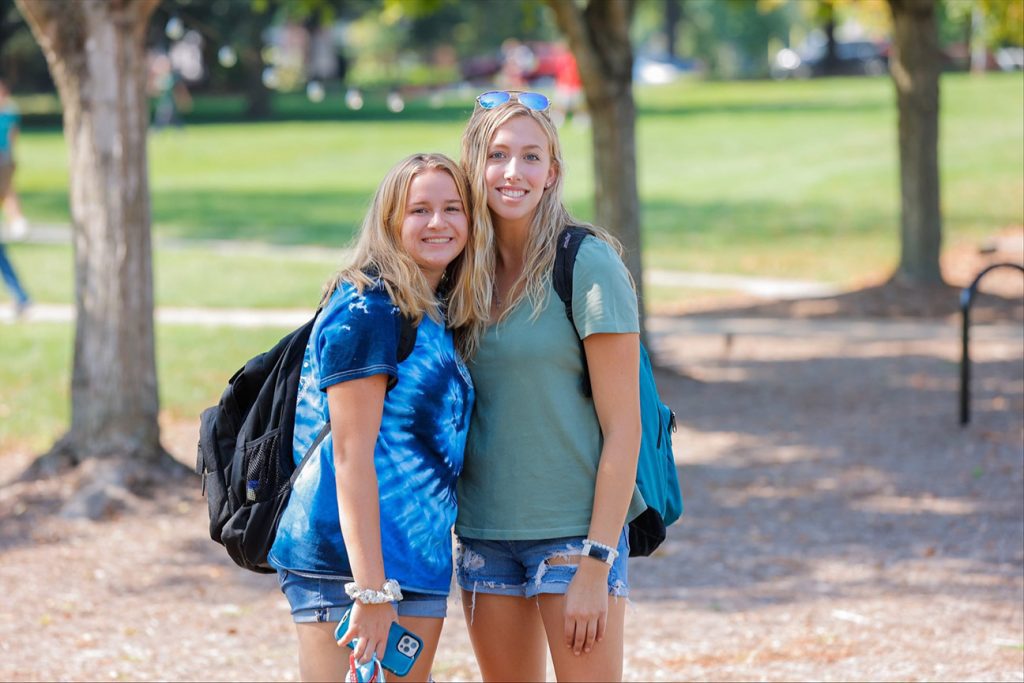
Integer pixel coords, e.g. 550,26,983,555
344,578,404,604
580,539,619,566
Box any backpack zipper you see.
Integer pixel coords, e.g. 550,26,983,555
196,445,207,496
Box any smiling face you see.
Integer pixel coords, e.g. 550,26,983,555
399,169,469,289
483,115,558,233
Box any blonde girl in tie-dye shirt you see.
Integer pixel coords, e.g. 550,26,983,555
268,153,490,681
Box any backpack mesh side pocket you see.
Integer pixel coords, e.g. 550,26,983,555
243,429,283,504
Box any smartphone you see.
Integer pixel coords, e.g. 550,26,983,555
334,608,424,677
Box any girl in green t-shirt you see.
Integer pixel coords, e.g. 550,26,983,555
455,91,644,682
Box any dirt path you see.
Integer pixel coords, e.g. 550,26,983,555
639,322,1023,681
1,313,1021,682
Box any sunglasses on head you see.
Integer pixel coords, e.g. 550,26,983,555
475,90,551,112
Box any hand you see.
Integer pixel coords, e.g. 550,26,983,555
336,601,397,664
563,559,610,656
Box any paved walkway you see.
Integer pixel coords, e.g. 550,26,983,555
647,314,1023,342
5,302,1022,343
645,270,839,298
2,303,314,328
8,225,1020,341
14,224,842,300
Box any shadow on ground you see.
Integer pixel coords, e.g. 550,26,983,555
2,295,1021,679
631,335,1023,616
677,280,1024,323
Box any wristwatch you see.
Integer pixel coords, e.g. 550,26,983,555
580,539,619,566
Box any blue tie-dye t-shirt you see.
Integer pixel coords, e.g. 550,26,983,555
268,281,473,595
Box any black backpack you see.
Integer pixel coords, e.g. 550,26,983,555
196,308,418,573
553,226,684,557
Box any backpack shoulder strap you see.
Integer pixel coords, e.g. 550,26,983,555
396,314,418,363
552,226,593,321
553,226,594,396
290,421,331,486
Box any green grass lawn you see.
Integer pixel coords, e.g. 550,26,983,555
6,242,345,308
0,322,295,452
10,72,1023,298
636,75,1023,279
2,73,1021,451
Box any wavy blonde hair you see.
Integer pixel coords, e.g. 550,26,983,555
322,153,491,358
460,102,623,322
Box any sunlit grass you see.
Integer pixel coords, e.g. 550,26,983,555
13,72,1022,294
2,73,1021,451
0,322,294,452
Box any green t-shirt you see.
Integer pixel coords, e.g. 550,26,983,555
456,236,648,540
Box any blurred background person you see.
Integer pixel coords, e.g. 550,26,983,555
500,38,537,89
0,77,30,318
0,233,29,318
552,43,587,128
149,52,192,130
0,78,28,239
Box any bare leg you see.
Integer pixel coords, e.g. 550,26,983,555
294,616,443,683
461,590,547,682
391,616,443,682
537,579,626,682
295,622,348,683
3,190,22,222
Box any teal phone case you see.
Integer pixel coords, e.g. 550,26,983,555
334,609,424,677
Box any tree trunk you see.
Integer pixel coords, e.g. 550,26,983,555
888,0,944,285
547,0,646,336
242,13,272,120
664,0,681,60
16,0,176,484
821,1,839,75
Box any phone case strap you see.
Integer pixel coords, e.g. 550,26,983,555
346,653,385,682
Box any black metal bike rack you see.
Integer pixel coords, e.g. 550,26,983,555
959,262,1024,426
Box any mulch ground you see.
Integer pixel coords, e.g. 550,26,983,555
1,231,1021,682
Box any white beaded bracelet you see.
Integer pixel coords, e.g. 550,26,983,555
344,578,403,604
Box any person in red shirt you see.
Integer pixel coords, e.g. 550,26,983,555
552,45,587,128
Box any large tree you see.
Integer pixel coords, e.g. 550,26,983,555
887,0,943,284
546,0,646,329
16,0,179,506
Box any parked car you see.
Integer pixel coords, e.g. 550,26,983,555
772,39,888,79
633,54,702,85
459,42,566,87
996,47,1024,71
941,43,1024,72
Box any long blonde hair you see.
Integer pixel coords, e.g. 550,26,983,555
322,153,491,358
460,102,623,322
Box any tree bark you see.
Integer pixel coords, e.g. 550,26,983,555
547,0,646,335
664,0,681,60
888,0,944,285
16,0,174,475
242,13,271,120
821,1,839,75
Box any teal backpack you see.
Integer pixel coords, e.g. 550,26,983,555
552,226,684,556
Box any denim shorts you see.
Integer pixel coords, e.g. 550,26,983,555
455,529,630,599
276,569,449,623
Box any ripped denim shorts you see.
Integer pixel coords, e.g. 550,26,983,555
455,529,629,599
276,569,449,623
